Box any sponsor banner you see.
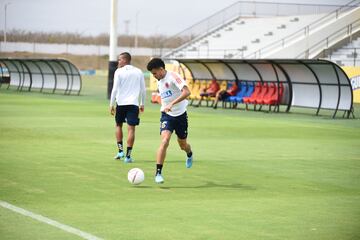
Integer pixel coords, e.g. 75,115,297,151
342,66,360,103
0,67,9,74
79,69,96,76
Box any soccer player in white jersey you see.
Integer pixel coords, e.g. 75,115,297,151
110,52,146,163
147,58,193,184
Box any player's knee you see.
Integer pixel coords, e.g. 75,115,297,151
160,138,170,148
179,142,187,150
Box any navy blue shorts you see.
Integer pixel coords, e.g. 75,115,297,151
115,105,140,126
160,112,188,139
218,91,231,100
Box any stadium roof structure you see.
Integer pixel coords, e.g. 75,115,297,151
173,58,354,118
0,58,82,95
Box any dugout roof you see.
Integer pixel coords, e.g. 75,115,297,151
0,58,82,95
172,59,353,118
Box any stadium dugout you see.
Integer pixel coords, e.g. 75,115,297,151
173,58,354,118
0,58,82,95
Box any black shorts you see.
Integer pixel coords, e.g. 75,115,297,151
160,112,188,139
218,91,231,100
200,92,216,97
115,105,140,126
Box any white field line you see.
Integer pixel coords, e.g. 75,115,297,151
0,200,103,240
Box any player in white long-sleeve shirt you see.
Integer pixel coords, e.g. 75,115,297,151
110,52,146,163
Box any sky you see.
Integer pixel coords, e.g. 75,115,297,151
0,0,352,37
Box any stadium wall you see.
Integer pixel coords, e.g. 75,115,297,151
0,41,155,56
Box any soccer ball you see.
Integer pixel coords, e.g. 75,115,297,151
127,168,145,185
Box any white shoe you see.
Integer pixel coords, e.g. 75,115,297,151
186,154,193,168
114,151,124,159
155,173,164,184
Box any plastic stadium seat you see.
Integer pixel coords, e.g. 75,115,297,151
205,80,226,106
193,80,208,103
264,82,284,105
259,82,276,104
219,80,228,91
228,82,248,103
243,82,262,104
205,80,221,104
254,82,269,104
199,80,208,94
189,80,201,105
186,80,194,96
243,83,255,99
151,92,161,104
220,81,239,108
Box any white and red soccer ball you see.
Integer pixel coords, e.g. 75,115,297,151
127,168,145,185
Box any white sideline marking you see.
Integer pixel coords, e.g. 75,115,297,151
0,200,103,240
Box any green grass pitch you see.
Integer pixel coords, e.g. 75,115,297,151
0,75,360,240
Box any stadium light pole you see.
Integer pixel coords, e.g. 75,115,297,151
4,2,12,45
124,20,130,35
134,11,139,48
108,0,118,99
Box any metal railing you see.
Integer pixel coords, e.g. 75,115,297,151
169,48,246,59
244,0,360,59
296,18,360,59
162,1,352,56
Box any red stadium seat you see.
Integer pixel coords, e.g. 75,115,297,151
151,92,161,104
264,83,284,105
260,82,276,104
253,82,269,104
243,81,262,104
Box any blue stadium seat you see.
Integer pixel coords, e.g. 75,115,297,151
228,82,247,103
244,83,255,98
229,82,254,103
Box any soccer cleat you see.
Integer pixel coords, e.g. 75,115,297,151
114,151,125,160
124,156,133,163
186,154,193,168
155,173,164,184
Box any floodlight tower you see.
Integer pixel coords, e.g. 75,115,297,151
4,2,12,45
107,0,118,99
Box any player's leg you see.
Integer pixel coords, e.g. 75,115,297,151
155,113,174,183
155,130,172,183
114,125,125,159
124,105,140,163
196,92,205,107
114,106,126,159
157,130,172,165
178,138,193,168
115,123,123,151
174,112,193,168
177,138,192,154
213,91,223,109
127,125,135,148
124,124,135,163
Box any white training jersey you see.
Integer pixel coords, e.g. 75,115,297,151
110,65,146,107
157,71,188,117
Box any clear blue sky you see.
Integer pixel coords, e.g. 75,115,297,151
0,0,352,37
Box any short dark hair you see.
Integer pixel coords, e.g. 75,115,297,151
147,58,165,71
119,52,131,63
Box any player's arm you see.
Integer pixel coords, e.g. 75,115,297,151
164,86,191,113
109,70,119,115
139,73,146,112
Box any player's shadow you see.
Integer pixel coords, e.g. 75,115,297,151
160,181,256,190
135,181,255,190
